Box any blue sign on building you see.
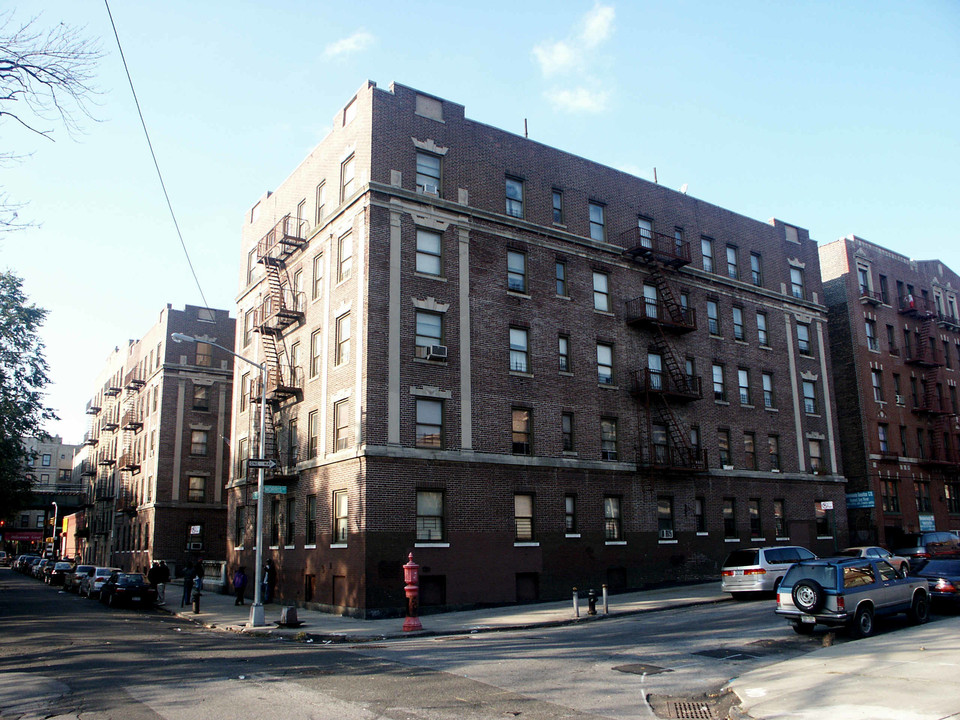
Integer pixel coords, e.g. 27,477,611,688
845,491,875,509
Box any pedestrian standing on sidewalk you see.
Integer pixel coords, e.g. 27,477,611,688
233,566,248,606
157,560,170,605
147,561,161,600
181,563,196,608
262,559,276,604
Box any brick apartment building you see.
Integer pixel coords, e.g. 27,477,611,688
81,304,234,574
820,236,960,546
230,81,845,616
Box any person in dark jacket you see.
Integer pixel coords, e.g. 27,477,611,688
232,566,248,605
157,560,171,605
181,564,195,608
262,559,276,603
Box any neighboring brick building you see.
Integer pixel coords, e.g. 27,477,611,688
231,81,845,617
820,235,960,547
81,304,234,574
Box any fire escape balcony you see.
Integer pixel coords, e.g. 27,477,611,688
911,398,954,416
898,295,937,317
116,487,138,515
631,370,702,402
253,365,304,405
97,457,116,467
254,291,305,335
104,383,122,397
83,432,98,447
85,401,101,415
257,214,309,265
937,312,960,330
903,345,943,367
625,298,696,333
101,413,120,432
639,444,708,472
94,485,115,501
118,453,141,474
917,445,960,468
859,288,883,305
80,461,97,477
124,369,146,391
121,410,144,432
621,229,692,268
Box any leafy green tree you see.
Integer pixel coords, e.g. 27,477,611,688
0,270,56,517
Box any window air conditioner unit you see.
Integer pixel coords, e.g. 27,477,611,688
895,394,905,404
187,542,203,551
421,183,439,195
658,529,674,540
426,344,448,361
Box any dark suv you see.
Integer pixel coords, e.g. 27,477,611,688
894,531,960,568
776,557,929,637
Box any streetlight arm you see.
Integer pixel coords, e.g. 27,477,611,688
170,333,264,373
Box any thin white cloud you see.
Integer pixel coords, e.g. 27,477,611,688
532,40,578,78
581,3,615,48
545,87,610,114
324,30,375,58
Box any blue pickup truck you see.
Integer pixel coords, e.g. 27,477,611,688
775,556,930,637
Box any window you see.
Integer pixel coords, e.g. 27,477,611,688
561,412,574,451
296,199,306,230
286,497,296,545
762,372,774,408
712,364,726,402
733,307,744,341
857,266,871,296
335,313,351,365
416,229,442,276
748,498,761,538
915,480,932,512
512,408,532,455
505,177,524,217
796,323,811,355
589,202,606,242
600,417,618,461
803,380,817,414
871,369,884,402
604,496,622,540
340,155,355,200
726,246,739,280
416,490,444,540
555,261,567,296
773,499,785,537
235,506,245,547
315,183,326,225
790,267,805,299
865,320,879,351
900,425,909,455
718,429,731,466
637,218,653,247
333,399,349,451
878,274,889,304
945,482,960,514
694,497,705,533
565,495,577,532
648,352,663,390
815,502,831,537
308,410,319,458
310,329,322,377
195,342,212,367
337,232,353,282
552,190,564,224
343,97,356,125
192,384,209,411
312,253,324,300
707,300,720,335
723,498,737,538
416,398,443,448
701,237,714,273
333,490,348,543
750,253,763,286
597,343,614,385
881,479,900,513
191,430,208,456
738,369,750,405
558,335,570,372
878,424,889,452
515,493,534,540
306,495,317,545
507,250,527,292
757,312,768,346
188,476,205,503
509,327,529,372
416,151,441,193
809,439,823,473
658,496,674,537
270,498,281,546
236,437,248,477
593,272,610,311
415,311,443,356
744,432,757,469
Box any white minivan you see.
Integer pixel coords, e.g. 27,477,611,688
721,546,817,598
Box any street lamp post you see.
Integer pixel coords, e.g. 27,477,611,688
51,501,58,559
171,332,268,627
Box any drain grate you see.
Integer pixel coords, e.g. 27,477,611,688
672,701,717,719
612,663,671,676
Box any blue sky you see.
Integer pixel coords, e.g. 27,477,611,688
2,0,958,443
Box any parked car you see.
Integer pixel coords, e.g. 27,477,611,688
64,565,96,593
18,556,41,574
46,561,74,586
721,546,817,598
99,572,158,609
837,546,910,574
776,556,929,637
910,557,960,608
32,558,53,579
894,531,960,567
0,551,10,567
79,567,121,598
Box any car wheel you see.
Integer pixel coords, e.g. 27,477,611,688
792,622,815,635
907,592,930,625
791,579,825,613
849,604,875,638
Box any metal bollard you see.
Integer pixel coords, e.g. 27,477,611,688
573,587,580,617
587,588,597,615
192,584,201,614
602,584,609,614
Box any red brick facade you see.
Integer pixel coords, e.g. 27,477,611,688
230,82,846,617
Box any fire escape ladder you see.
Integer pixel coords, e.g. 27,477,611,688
650,267,686,326
921,368,939,412
654,396,699,468
652,327,691,394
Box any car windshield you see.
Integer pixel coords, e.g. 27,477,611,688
784,564,838,590
723,549,759,567
119,574,146,586
54,562,72,570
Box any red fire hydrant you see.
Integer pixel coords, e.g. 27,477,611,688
402,552,422,632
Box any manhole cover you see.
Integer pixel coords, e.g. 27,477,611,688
612,663,671,675
672,701,717,719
